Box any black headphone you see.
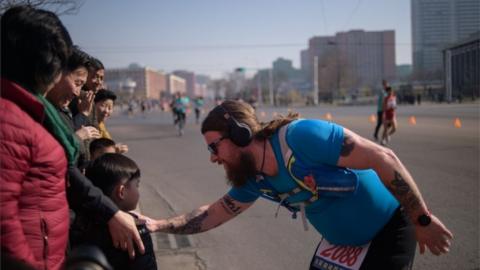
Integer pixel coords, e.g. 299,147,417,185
214,105,253,147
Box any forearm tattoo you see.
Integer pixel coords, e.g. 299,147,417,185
167,209,208,234
340,133,355,157
220,195,241,216
388,171,421,214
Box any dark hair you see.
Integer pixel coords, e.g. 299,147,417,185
85,153,140,197
67,46,91,73
201,99,299,139
89,138,116,157
1,5,72,93
87,56,104,71
94,89,117,103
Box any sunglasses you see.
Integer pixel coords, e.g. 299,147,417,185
207,136,225,155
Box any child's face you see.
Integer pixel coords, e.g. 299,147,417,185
95,99,114,123
118,178,140,211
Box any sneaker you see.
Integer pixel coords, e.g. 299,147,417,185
380,138,387,146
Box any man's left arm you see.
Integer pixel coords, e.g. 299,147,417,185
337,128,453,255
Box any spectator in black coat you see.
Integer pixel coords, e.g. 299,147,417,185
79,153,158,270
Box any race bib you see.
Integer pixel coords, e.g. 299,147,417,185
310,238,371,270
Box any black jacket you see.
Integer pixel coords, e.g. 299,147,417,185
56,107,119,224
73,213,158,270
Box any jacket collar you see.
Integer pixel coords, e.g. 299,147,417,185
1,78,45,123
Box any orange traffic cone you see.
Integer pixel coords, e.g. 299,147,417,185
325,113,332,121
409,116,417,125
454,118,462,128
369,114,376,123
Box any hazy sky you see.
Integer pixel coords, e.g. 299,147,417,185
60,0,411,78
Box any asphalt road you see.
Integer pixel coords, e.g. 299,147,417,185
109,102,479,270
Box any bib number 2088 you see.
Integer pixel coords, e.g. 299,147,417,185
311,239,370,270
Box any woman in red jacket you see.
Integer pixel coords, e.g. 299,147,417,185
1,7,145,269
0,6,74,270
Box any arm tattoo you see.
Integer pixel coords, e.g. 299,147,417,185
220,195,241,216
340,133,355,157
168,209,208,234
388,171,421,214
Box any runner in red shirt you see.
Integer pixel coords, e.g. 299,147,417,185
381,86,397,146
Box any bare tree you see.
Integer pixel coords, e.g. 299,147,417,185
0,0,85,15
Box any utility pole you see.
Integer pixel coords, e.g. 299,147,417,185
313,56,319,105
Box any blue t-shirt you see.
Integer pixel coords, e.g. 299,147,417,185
227,119,399,245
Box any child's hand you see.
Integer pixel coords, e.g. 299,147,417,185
115,143,129,154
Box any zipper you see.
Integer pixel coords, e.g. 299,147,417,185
40,215,49,270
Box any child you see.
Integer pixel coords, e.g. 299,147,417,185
94,89,128,153
89,138,117,161
80,153,157,270
94,89,116,140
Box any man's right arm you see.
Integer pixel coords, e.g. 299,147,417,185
146,194,253,234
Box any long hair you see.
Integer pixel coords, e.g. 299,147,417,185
1,5,72,93
201,100,300,140
256,111,300,139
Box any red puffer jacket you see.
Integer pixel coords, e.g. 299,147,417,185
1,79,69,270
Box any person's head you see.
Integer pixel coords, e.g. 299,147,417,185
386,86,394,95
382,80,389,91
201,100,299,187
94,89,117,123
1,5,73,95
89,138,117,161
85,153,140,211
83,57,105,92
46,46,90,108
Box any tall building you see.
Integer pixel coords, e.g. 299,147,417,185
300,49,309,74
302,36,335,82
411,0,480,77
336,30,396,86
166,74,186,95
195,74,211,98
444,31,480,101
105,66,166,100
303,30,395,97
173,70,196,97
396,64,413,81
